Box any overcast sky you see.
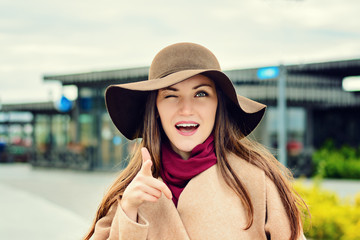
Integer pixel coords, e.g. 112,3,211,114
1,0,359,104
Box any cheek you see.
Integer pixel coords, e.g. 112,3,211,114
206,100,218,117
157,104,173,129
157,102,166,119
205,102,218,126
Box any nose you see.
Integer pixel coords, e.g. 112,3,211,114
178,97,193,115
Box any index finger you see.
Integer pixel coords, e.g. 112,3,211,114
140,148,153,176
141,147,151,164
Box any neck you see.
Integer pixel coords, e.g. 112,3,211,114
170,143,191,160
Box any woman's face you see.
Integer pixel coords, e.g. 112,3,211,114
156,74,218,160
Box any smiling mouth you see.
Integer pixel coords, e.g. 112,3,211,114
175,123,199,133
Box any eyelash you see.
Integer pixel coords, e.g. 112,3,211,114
195,91,208,97
164,95,177,99
163,91,209,99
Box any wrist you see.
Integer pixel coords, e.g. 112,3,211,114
120,199,138,222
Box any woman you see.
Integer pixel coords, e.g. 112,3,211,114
83,42,307,240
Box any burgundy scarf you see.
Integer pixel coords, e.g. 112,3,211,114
160,135,217,206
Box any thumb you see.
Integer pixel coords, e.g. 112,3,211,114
140,147,153,176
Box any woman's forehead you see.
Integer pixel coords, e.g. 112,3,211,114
159,75,216,91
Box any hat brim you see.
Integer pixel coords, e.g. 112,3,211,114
105,69,266,140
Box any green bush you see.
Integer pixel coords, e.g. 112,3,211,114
312,140,360,179
295,180,360,240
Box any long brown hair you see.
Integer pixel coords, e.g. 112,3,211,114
83,86,306,240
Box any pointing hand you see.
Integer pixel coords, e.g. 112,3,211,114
120,147,172,222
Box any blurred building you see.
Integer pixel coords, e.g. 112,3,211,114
1,59,359,173
0,101,80,167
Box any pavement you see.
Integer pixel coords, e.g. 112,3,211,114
0,163,115,240
1,163,360,240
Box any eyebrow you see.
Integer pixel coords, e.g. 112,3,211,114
193,83,213,90
162,84,213,91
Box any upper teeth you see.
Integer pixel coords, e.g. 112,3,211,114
176,123,198,127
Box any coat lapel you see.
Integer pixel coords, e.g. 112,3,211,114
138,154,267,240
177,164,253,239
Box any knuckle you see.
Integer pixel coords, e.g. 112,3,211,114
136,174,145,181
140,194,149,202
134,192,143,200
133,184,141,191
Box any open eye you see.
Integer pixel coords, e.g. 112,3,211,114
195,91,208,97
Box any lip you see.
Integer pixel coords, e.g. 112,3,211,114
175,121,199,136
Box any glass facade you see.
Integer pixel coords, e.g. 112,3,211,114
267,106,306,150
100,113,128,169
34,114,70,151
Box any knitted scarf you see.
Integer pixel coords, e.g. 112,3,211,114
160,135,217,206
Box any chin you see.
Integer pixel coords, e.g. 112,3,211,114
168,133,210,154
175,144,195,153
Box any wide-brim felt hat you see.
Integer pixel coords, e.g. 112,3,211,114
105,42,266,140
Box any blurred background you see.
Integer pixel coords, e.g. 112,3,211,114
1,0,360,239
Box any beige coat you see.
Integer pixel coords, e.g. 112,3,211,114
92,153,304,240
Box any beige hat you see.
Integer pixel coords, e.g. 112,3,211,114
105,42,266,140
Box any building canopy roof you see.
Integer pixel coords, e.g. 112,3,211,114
1,101,61,115
286,58,360,77
43,58,360,108
43,66,149,86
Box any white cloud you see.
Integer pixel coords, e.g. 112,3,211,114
0,0,359,103
9,44,104,55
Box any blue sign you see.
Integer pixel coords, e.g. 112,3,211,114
113,136,122,145
80,97,92,111
257,66,280,80
55,95,73,112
